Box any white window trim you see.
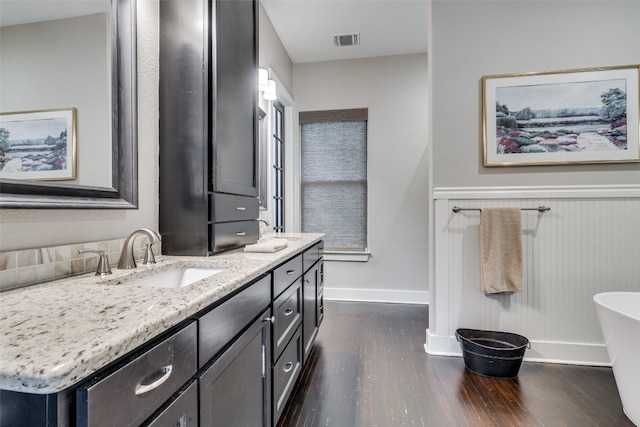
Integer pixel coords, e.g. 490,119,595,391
298,109,369,255
323,250,370,262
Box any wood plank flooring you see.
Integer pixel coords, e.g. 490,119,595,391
278,301,633,427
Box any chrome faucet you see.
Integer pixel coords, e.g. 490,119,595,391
118,228,161,270
257,219,270,238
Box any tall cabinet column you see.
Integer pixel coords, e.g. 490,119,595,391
159,0,259,255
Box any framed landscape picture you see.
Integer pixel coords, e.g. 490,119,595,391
483,65,640,166
0,107,77,180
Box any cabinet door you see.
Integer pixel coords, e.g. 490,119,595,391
213,0,258,197
199,309,271,427
303,262,319,364
317,259,324,327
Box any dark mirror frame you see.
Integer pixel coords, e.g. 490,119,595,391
0,0,138,209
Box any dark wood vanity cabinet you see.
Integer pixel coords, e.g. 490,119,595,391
270,242,324,425
0,241,324,427
271,256,304,424
159,0,259,255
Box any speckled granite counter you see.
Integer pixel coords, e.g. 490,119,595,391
0,233,323,394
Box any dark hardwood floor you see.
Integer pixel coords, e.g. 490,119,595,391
278,301,633,427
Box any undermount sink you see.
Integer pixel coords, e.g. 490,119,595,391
124,267,224,289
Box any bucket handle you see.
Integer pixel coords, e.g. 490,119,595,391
455,330,531,349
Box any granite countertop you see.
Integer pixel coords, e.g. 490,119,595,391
0,233,323,394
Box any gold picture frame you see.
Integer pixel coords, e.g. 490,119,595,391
482,65,640,166
0,107,77,180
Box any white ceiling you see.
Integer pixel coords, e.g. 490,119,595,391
260,0,429,64
0,1,109,27
1,0,428,63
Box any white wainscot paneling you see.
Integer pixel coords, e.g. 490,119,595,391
426,185,640,366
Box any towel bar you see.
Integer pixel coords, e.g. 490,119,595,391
452,206,550,213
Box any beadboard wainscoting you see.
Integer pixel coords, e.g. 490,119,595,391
426,185,640,366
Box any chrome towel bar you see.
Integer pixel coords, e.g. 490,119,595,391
452,206,550,213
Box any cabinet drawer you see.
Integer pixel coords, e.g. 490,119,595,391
209,220,258,252
273,326,302,424
302,242,321,273
199,274,270,368
77,322,197,427
273,254,302,298
210,192,258,222
273,278,302,361
145,380,198,427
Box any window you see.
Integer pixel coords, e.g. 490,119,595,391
272,101,285,232
300,109,368,253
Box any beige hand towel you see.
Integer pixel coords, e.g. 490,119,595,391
480,207,523,294
244,238,288,253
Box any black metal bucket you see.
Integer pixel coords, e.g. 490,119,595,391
455,328,530,378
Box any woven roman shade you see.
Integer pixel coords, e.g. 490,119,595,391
300,109,368,251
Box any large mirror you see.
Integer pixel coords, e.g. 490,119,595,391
0,0,137,208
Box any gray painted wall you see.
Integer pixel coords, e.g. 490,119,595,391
294,54,430,301
258,3,293,95
431,0,640,188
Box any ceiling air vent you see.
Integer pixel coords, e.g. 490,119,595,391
333,33,360,47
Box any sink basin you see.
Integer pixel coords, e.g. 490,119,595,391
124,267,224,289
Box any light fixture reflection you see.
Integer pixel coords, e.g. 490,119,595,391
259,68,269,92
263,79,277,101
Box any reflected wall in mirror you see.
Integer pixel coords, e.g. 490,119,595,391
0,0,138,208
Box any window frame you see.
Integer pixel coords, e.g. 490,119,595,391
299,108,370,261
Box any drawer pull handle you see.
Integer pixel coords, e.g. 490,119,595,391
236,232,246,236
264,315,275,324
286,270,295,275
284,308,294,316
283,362,293,373
236,206,246,211
134,365,173,396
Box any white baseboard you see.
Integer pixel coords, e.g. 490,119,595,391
425,329,611,366
324,287,429,305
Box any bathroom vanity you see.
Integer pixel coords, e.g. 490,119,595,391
0,234,324,427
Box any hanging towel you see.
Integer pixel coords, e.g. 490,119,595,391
480,207,523,294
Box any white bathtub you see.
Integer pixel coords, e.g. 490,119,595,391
594,292,640,426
